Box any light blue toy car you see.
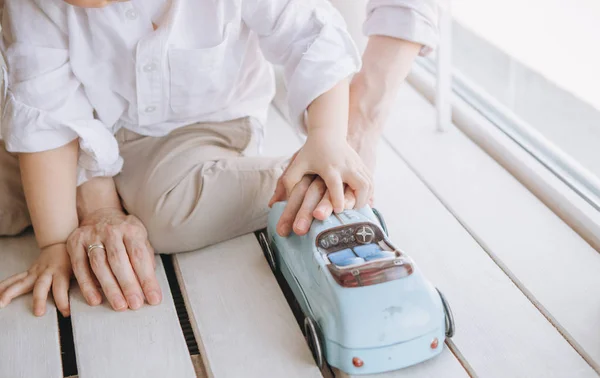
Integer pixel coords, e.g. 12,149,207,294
258,203,454,375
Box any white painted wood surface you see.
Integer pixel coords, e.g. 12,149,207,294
373,142,596,377
173,234,323,378
0,233,63,378
263,106,469,378
70,257,196,378
383,84,600,373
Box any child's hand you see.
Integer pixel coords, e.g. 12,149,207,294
0,243,72,317
273,131,373,213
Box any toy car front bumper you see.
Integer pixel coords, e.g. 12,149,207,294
325,328,445,375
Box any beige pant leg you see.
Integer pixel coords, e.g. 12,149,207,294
0,140,30,236
114,118,287,254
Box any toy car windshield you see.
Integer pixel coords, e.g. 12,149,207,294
316,222,413,288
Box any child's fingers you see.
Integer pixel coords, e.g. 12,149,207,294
313,191,333,221
293,178,327,236
277,175,314,237
0,271,28,295
344,186,356,209
33,274,53,317
344,170,371,209
0,274,36,308
280,160,309,197
322,173,345,213
52,274,71,317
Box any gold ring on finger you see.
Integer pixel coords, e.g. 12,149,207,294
87,244,106,255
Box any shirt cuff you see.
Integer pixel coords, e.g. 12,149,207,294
286,20,362,134
364,6,438,56
2,94,123,186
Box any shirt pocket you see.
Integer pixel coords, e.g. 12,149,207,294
168,24,236,115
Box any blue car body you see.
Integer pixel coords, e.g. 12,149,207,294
266,203,449,375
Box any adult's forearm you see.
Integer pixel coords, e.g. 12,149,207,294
76,176,123,220
349,36,421,135
19,140,79,249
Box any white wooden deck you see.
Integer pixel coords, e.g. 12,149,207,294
1,85,599,378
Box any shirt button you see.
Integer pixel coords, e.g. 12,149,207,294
145,106,156,113
125,9,138,20
143,62,157,72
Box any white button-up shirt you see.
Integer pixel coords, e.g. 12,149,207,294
0,0,437,185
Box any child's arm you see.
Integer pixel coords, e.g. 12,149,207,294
243,0,371,212
281,79,372,213
0,142,78,317
0,0,125,314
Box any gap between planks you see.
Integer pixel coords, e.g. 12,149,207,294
382,84,600,374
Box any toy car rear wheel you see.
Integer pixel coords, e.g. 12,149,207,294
258,230,277,273
372,208,389,236
437,288,455,338
304,316,325,369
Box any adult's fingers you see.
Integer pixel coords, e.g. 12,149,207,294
0,274,36,308
88,245,127,311
293,178,327,236
313,190,334,221
0,271,28,294
322,172,345,213
124,236,162,306
276,175,314,236
280,159,309,197
105,233,144,310
268,178,287,207
68,239,102,306
52,273,71,317
32,274,52,317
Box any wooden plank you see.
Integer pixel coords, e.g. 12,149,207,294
173,234,323,378
70,258,195,378
0,232,63,378
371,137,596,376
383,84,600,373
263,105,469,378
191,355,208,378
270,93,597,375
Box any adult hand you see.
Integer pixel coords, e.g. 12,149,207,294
270,175,356,237
275,131,372,214
66,208,161,311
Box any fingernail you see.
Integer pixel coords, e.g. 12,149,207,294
294,219,309,233
127,295,142,310
277,224,290,237
88,291,102,306
147,291,161,305
113,297,127,311
35,308,45,317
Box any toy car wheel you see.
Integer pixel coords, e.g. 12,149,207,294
437,288,455,338
258,230,277,273
372,208,389,236
304,316,325,369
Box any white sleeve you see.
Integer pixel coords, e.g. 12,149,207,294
242,0,361,132
364,0,439,56
1,0,122,185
